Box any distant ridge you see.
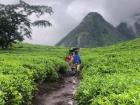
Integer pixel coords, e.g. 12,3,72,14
117,13,140,39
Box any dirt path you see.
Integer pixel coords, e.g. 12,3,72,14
32,71,79,105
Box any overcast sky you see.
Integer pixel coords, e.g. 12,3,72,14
0,0,140,45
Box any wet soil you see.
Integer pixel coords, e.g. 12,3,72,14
32,71,79,105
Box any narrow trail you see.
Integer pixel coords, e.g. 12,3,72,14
32,71,79,105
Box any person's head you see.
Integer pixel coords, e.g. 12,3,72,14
73,47,79,50
74,51,78,55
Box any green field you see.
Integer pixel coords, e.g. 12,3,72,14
0,44,68,105
76,38,140,105
0,38,140,105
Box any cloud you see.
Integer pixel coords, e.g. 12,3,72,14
67,0,105,22
0,0,18,4
24,0,78,45
0,0,140,45
104,0,140,26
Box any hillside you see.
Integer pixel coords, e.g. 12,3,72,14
0,38,140,105
57,12,127,48
76,38,140,105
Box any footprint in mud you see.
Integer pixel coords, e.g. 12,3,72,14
62,93,73,97
55,101,67,105
53,93,72,99
55,100,73,105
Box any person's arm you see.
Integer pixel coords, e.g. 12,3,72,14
79,56,81,64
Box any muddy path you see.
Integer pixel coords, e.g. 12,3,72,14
32,71,79,105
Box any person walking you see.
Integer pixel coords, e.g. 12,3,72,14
65,52,73,65
72,51,81,71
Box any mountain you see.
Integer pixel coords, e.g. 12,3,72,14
117,22,135,39
56,12,127,48
117,13,140,38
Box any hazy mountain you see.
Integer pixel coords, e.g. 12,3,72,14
117,13,140,38
56,12,127,48
117,22,135,39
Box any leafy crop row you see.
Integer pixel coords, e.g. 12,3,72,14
0,44,68,105
76,38,140,105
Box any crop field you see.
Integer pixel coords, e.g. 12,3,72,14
76,38,140,105
0,44,68,105
0,38,140,105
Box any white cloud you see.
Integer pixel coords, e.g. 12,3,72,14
0,0,18,4
104,0,140,26
0,0,140,45
67,0,105,22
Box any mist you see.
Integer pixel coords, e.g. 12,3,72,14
0,0,140,45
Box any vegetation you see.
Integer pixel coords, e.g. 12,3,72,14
0,37,140,105
0,44,68,105
76,38,140,105
0,1,52,49
0,1,139,105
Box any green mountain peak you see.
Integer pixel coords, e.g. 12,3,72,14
57,12,126,48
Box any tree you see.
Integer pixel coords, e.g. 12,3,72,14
0,0,53,49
